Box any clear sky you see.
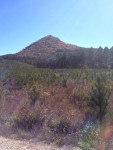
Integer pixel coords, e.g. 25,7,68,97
0,0,113,55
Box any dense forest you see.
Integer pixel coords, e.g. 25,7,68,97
1,46,113,69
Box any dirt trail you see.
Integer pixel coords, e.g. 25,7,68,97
0,136,81,150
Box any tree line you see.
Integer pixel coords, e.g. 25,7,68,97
1,46,113,69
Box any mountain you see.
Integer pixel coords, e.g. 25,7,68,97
16,35,80,60
16,35,79,62
1,35,113,69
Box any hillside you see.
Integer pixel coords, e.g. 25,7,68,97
0,59,113,149
1,35,113,69
16,35,80,59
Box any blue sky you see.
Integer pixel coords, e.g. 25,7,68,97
0,0,113,55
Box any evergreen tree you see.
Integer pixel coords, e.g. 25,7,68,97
88,77,111,125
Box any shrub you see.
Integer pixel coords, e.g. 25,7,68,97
71,86,88,108
55,135,65,146
78,123,99,150
88,77,111,125
29,86,39,104
14,108,44,131
48,118,75,135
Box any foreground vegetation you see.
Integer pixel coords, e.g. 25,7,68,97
0,60,113,149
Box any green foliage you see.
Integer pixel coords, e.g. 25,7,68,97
88,77,111,124
71,86,88,108
7,66,61,88
2,59,113,89
14,109,44,131
55,135,65,146
48,118,73,135
2,46,113,69
78,125,99,150
29,86,39,104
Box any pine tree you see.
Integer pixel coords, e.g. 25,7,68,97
88,77,111,125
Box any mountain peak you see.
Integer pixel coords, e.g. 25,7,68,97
44,35,56,38
42,35,59,39
39,35,61,43
17,35,79,58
